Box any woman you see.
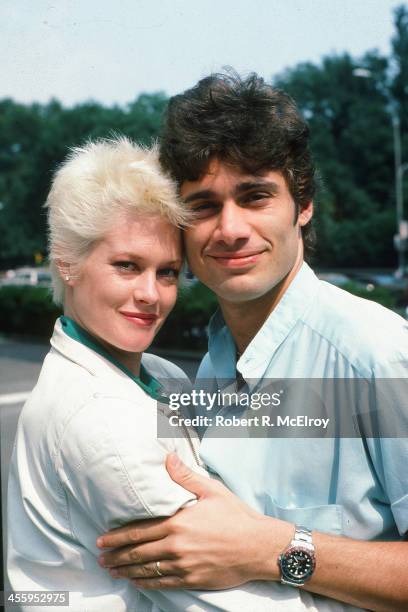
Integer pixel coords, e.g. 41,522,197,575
7,138,316,611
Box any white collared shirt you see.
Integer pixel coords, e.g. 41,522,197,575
8,319,322,612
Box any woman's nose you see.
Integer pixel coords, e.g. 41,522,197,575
132,273,159,305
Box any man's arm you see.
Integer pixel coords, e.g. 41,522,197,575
98,454,408,612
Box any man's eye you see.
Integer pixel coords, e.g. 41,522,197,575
244,192,271,203
190,202,218,218
113,261,137,271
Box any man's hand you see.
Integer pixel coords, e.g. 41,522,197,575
96,454,408,609
97,453,291,589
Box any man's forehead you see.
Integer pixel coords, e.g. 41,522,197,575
180,159,285,195
199,157,282,179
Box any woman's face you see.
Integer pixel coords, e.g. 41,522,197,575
65,214,182,372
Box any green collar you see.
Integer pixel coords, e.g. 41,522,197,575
60,316,163,400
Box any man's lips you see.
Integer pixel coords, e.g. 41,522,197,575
120,312,158,326
206,250,264,268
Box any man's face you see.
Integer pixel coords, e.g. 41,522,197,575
181,159,313,305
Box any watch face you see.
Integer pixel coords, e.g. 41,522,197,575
280,546,315,582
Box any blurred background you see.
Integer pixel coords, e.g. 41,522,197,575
1,0,408,599
0,0,407,349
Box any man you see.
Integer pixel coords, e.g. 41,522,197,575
98,73,408,610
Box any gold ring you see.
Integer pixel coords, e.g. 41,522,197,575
155,561,164,577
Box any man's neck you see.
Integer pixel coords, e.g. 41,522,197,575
219,258,304,355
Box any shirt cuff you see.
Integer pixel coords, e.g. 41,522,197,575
391,492,408,536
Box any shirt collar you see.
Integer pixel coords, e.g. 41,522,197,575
51,316,163,399
207,309,238,379
207,262,320,381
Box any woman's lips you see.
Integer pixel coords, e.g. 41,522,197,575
120,312,158,326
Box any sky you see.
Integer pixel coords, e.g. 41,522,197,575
1,0,404,107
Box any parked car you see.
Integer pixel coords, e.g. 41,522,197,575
348,273,407,292
0,267,52,288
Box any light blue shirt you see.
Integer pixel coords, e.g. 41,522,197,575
8,319,323,612
197,263,408,541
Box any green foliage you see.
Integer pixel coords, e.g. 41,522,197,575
392,5,408,132
274,49,397,267
0,5,407,273
154,282,218,350
0,92,167,265
342,282,398,310
0,286,61,337
0,281,402,348
273,5,408,268
0,282,217,349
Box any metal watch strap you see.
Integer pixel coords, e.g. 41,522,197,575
291,525,314,548
279,524,316,587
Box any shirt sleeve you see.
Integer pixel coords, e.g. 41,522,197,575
366,358,408,536
55,394,323,612
140,581,322,612
56,394,200,531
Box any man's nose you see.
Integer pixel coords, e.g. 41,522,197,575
214,201,251,246
133,272,159,305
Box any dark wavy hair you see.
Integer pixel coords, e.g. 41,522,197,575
159,71,316,255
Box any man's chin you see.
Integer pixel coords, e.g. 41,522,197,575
214,282,277,305
204,267,295,304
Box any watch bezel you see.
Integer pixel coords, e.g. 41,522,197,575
279,544,316,585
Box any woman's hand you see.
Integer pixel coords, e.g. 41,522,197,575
97,453,291,589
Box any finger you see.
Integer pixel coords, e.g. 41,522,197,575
97,517,171,549
132,576,185,590
110,560,181,580
166,453,215,498
99,539,174,568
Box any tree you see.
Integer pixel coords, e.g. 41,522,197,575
0,93,167,265
391,4,408,134
0,5,407,269
274,49,396,267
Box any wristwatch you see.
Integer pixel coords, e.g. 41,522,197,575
278,525,316,586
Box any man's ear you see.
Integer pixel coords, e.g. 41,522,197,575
56,260,75,286
298,201,313,226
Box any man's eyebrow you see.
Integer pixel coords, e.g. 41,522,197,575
234,180,280,195
183,189,215,204
182,180,280,204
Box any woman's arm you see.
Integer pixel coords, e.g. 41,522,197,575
97,454,408,612
57,395,317,611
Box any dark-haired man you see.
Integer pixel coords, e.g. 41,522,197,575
98,73,408,610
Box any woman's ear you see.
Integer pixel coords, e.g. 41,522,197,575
56,260,74,285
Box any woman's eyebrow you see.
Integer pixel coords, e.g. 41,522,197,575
113,253,182,266
112,251,141,259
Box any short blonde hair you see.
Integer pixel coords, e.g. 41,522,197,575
46,137,188,304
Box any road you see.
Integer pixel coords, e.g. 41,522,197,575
0,337,202,607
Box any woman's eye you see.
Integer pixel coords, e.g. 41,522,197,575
158,268,180,279
113,261,137,272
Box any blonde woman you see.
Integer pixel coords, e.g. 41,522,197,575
7,138,317,612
